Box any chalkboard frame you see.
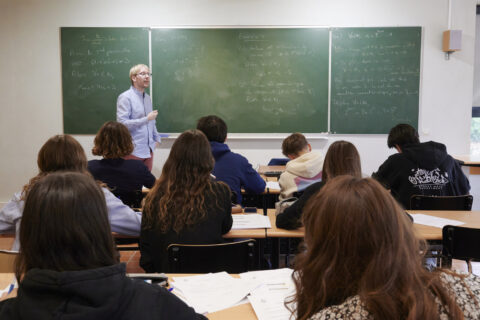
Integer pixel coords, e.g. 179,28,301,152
60,26,422,135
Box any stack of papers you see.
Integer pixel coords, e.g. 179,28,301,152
410,214,465,228
240,268,295,320
170,269,295,318
232,214,272,229
171,272,255,314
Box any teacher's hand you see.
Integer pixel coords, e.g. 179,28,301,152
147,110,158,121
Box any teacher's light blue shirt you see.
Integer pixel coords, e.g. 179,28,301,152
117,86,161,158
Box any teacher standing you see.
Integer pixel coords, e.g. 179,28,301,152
117,64,161,171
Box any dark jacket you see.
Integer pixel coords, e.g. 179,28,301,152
88,158,156,208
210,141,266,204
276,181,325,230
0,264,205,320
373,141,470,209
140,182,233,272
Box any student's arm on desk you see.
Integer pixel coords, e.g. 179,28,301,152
240,158,266,194
103,188,142,236
139,163,156,189
276,181,324,230
449,155,471,194
0,193,23,234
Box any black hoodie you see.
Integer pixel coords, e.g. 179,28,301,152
373,141,470,209
0,264,205,320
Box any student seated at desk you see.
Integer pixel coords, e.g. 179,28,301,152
278,133,324,200
373,123,470,209
0,135,142,250
289,176,480,320
140,130,232,272
196,115,265,205
276,140,361,229
0,172,204,320
88,121,156,208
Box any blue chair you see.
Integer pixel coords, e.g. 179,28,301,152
267,158,290,166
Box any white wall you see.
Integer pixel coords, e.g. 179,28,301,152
474,10,480,106
0,0,477,203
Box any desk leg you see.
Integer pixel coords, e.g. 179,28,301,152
271,238,280,269
263,191,268,215
257,239,265,270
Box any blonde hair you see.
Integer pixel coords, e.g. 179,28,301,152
129,64,149,85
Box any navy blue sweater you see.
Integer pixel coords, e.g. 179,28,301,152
210,141,266,204
88,158,156,207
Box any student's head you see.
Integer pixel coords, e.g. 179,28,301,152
16,172,118,281
387,123,420,150
129,64,150,88
322,140,362,181
143,130,218,233
161,129,214,179
37,134,88,174
92,121,134,159
22,135,90,198
291,176,463,320
282,133,310,159
196,115,227,143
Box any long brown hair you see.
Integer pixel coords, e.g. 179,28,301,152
16,172,118,281
291,176,465,320
143,130,223,233
22,135,89,197
322,140,362,181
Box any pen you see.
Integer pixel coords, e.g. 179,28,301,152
7,283,14,294
168,286,174,292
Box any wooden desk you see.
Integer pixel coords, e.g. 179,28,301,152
0,235,14,251
407,210,480,240
266,209,480,240
454,154,480,174
0,273,258,319
266,209,480,267
266,211,304,238
257,165,286,175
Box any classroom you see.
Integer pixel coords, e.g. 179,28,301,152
0,0,477,206
1,1,480,318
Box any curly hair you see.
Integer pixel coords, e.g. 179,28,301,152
92,121,134,158
143,130,226,233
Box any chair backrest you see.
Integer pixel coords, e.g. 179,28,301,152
0,250,17,273
443,225,480,272
167,239,257,273
409,195,473,210
267,158,290,166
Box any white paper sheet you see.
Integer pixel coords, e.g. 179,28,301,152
232,214,272,229
171,272,256,314
241,268,295,320
266,181,281,190
411,213,465,228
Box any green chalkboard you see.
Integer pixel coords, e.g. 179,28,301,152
151,28,329,133
61,27,149,134
330,27,421,134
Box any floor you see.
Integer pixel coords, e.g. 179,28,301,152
120,250,144,273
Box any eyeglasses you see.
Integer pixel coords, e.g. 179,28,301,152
137,72,152,77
